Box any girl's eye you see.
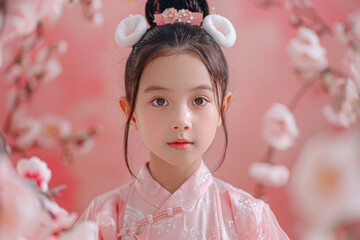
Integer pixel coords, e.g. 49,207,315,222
193,97,208,106
152,98,168,107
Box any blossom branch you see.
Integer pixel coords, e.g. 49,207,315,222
253,0,360,201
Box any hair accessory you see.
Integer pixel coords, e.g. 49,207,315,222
115,8,236,48
115,14,148,48
203,14,236,48
153,8,203,26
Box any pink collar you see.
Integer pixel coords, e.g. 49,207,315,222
134,160,213,210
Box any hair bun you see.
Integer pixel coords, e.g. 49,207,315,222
145,0,209,27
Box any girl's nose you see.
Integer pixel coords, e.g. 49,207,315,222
171,120,192,131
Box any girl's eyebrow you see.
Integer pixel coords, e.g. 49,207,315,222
144,84,213,93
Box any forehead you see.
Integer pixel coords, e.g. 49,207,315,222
139,53,212,92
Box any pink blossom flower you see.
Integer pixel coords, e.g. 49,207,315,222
81,0,104,26
287,27,328,72
322,79,360,128
333,22,349,44
249,162,290,187
37,114,72,148
0,157,49,239
16,117,42,149
89,0,103,12
348,50,360,91
54,40,69,55
38,0,65,26
57,221,99,240
3,64,23,83
326,77,347,96
42,58,63,83
262,103,299,150
92,12,104,26
0,0,65,68
28,58,63,83
11,110,42,149
74,137,95,154
348,10,360,39
0,2,39,45
65,0,80,7
16,156,52,192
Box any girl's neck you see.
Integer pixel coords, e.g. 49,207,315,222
148,154,202,194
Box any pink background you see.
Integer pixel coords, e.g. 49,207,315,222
1,0,360,239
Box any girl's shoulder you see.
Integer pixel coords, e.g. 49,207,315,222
213,178,289,239
94,181,133,205
213,177,260,202
214,177,270,219
78,182,133,223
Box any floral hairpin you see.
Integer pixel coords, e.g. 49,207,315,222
115,7,236,48
153,8,203,25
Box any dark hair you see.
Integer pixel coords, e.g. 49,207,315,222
123,0,229,177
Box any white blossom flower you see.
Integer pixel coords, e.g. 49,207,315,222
322,79,360,128
41,197,78,235
37,114,72,148
262,103,299,150
249,162,290,187
289,128,360,229
29,58,63,83
16,156,52,192
287,27,328,72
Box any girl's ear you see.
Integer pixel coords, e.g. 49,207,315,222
119,97,138,130
217,91,232,127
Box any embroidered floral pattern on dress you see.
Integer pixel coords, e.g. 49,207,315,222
120,205,146,238
96,212,115,227
225,217,239,240
235,197,257,217
254,205,270,240
149,217,177,234
194,166,212,188
182,201,197,213
137,167,161,195
184,224,207,240
124,205,145,224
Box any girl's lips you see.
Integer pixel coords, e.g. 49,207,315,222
167,142,193,150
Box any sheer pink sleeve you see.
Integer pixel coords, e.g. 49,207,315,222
78,198,97,223
77,194,125,240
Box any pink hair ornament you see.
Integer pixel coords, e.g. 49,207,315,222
153,8,203,25
114,8,236,48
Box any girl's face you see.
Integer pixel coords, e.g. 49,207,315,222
126,53,230,169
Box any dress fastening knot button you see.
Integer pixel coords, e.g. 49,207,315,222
167,208,173,217
147,214,154,224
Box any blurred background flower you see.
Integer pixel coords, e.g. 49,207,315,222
289,127,360,239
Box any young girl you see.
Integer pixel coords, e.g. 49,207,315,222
79,0,290,239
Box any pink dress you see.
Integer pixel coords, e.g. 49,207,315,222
79,161,289,239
